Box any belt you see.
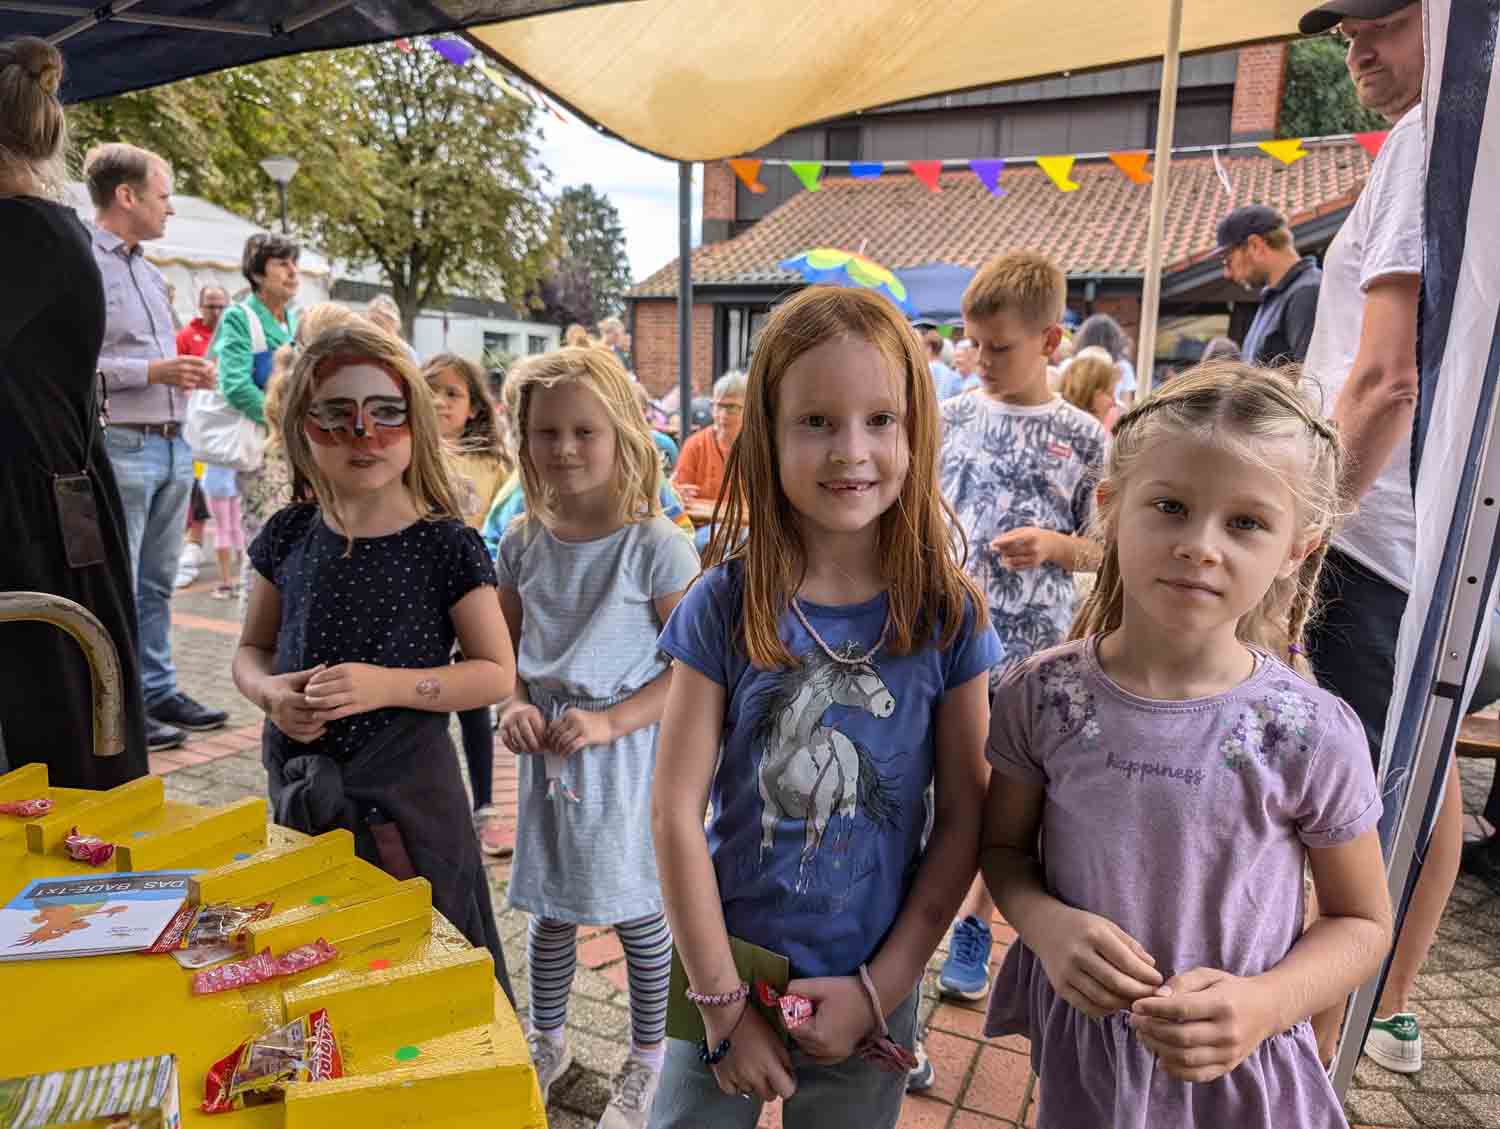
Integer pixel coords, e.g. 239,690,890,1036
111,421,182,439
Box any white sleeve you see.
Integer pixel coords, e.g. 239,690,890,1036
1359,117,1424,290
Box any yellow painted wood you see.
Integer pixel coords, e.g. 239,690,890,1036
24,774,163,852
0,762,49,802
113,797,267,872
281,948,493,1037
281,1057,545,1128
244,877,432,954
189,829,355,905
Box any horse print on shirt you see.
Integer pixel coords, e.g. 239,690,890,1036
748,644,899,891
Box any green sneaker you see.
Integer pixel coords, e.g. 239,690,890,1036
1363,1012,1422,1074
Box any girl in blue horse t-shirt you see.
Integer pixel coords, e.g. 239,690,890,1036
652,287,1001,1128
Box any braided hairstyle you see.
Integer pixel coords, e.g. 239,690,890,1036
1070,360,1344,680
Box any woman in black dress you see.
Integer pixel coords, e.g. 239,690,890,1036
0,37,148,786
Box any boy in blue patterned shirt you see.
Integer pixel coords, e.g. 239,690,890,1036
921,250,1108,1044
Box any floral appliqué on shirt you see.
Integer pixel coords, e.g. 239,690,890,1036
1221,681,1317,772
1034,653,1101,744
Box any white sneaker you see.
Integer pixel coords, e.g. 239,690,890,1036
527,1030,573,1105
1364,1012,1423,1074
596,1056,660,1129
174,543,203,589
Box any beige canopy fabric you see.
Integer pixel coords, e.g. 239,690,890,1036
472,0,1314,161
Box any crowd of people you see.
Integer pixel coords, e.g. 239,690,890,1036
1,3,1494,1128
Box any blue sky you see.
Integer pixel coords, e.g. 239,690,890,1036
534,116,702,285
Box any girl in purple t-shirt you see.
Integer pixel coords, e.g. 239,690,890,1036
981,363,1393,1128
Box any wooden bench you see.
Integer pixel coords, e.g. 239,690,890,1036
1458,714,1500,759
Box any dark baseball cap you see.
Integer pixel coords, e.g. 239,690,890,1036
1299,0,1416,35
1215,205,1287,254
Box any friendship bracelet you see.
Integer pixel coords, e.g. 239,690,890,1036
686,981,749,1008
856,963,888,1037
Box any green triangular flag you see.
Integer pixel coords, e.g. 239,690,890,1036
788,161,824,192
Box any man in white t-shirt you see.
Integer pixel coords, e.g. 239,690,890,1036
1299,0,1458,1079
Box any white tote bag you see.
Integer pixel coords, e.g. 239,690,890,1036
184,303,268,472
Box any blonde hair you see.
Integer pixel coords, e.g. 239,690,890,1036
0,38,67,198
563,323,590,348
962,250,1066,330
279,321,463,552
1071,361,1343,678
509,346,664,529
707,286,988,670
1059,347,1119,418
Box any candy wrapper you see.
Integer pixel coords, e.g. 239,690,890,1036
149,901,273,955
754,980,916,1073
202,1008,342,1114
63,827,115,866
191,939,337,995
0,797,52,818
755,981,815,1030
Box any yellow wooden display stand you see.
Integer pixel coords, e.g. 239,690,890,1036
0,763,545,1127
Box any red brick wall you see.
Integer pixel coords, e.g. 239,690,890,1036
1230,44,1289,141
703,161,737,224
632,299,716,399
1091,295,1142,343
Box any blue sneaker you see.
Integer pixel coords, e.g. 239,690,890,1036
938,915,993,1000
906,1037,934,1092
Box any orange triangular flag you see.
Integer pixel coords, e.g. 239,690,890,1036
1037,156,1080,192
908,160,943,192
1355,131,1390,159
1108,151,1152,184
727,158,768,194
1258,139,1308,166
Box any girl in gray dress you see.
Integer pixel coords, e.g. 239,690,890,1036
496,346,700,1129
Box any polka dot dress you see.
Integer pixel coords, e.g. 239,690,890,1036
248,503,496,762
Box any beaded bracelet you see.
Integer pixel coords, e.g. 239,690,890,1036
697,996,749,1066
685,981,749,1007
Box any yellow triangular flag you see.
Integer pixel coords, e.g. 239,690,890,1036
479,64,530,104
1258,139,1308,166
1037,156,1080,192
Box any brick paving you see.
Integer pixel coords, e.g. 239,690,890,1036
159,573,1500,1128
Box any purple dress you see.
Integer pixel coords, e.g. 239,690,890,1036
985,638,1379,1129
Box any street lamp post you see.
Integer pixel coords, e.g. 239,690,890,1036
258,155,300,234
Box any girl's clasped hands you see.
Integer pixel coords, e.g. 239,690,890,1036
499,701,612,758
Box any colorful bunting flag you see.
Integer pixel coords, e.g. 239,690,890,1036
1258,138,1308,165
908,160,944,192
788,161,824,193
727,158,768,194
850,162,885,179
1037,156,1081,192
430,38,475,66
480,63,530,103
394,37,412,53
1108,151,1152,184
1355,131,1390,159
968,159,1005,196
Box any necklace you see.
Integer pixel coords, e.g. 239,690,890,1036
791,598,889,666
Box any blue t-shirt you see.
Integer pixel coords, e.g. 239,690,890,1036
658,562,1000,978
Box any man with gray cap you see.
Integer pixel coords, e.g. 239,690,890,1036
1296,0,1456,1080
1216,204,1321,366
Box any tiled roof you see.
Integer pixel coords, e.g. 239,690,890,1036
628,143,1371,298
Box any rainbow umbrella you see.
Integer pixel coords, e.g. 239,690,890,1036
778,248,915,314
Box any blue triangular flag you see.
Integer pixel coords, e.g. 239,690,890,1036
850,162,885,179
969,158,1006,196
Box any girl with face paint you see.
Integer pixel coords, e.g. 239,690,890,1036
231,321,518,995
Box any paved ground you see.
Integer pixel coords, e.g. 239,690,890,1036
158,568,1500,1128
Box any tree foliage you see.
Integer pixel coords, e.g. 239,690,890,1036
69,43,552,336
550,184,632,322
1278,37,1388,139
530,255,598,333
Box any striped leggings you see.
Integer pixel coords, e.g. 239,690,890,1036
529,912,672,1046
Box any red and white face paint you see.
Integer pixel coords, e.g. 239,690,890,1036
304,361,411,451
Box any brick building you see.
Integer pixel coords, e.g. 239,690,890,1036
625,44,1367,398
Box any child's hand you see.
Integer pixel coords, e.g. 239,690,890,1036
781,975,876,1065
1030,902,1163,1018
499,703,547,753
263,664,326,744
708,1003,797,1103
1128,968,1276,1082
547,708,613,757
303,663,394,722
991,527,1056,570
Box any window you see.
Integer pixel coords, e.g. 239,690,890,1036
483,331,517,356
826,125,862,163
722,305,772,373
527,334,549,355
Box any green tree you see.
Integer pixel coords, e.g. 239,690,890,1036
1278,37,1388,138
70,43,551,337
551,183,632,323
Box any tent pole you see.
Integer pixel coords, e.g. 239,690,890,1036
677,161,695,442
1135,0,1184,397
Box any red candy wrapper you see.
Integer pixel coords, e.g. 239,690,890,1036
202,1007,343,1114
753,982,816,1030
191,939,337,994
0,797,52,817
148,901,273,954
63,826,115,866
